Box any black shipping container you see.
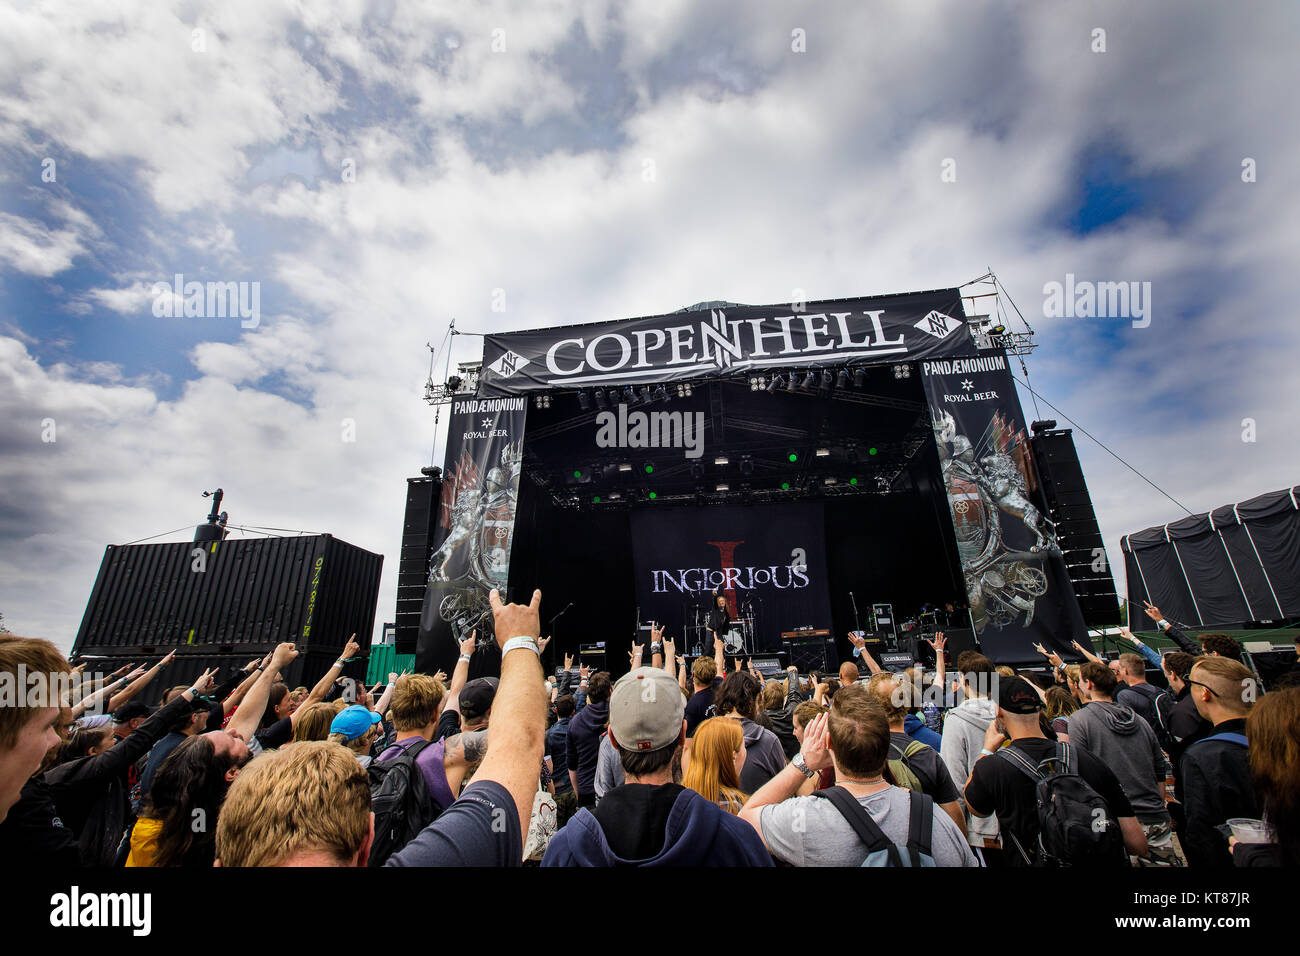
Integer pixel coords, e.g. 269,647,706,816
72,534,383,658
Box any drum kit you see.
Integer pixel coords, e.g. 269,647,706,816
685,593,758,656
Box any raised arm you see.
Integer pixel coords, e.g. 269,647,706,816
849,632,882,674
222,656,267,716
70,665,134,719
442,630,478,723
373,673,398,717
1071,639,1103,664
714,635,725,678
108,650,177,712
472,589,547,848
297,635,361,721
226,642,297,742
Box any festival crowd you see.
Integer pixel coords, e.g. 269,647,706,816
1,593,1298,868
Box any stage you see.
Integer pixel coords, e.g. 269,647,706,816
414,287,1102,677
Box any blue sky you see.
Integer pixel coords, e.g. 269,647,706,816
1,0,1297,650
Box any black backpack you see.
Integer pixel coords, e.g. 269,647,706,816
1125,683,1175,751
366,738,437,866
997,743,1127,867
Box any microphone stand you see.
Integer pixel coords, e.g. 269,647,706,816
849,590,861,633
548,602,573,672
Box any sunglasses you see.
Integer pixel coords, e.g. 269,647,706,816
1184,678,1219,697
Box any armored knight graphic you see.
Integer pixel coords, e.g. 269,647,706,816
430,486,481,582
932,409,1056,632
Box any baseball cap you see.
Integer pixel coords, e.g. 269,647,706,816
997,675,1042,715
460,677,499,721
330,704,383,741
608,666,685,753
112,701,156,723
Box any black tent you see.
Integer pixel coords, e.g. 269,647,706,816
1122,485,1300,630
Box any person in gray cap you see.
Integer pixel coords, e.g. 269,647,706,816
542,665,771,867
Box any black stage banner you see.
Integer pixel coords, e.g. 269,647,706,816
630,502,832,655
416,396,527,674
480,288,971,395
920,353,1087,664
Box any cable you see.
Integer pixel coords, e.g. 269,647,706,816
118,526,193,546
1009,372,1194,517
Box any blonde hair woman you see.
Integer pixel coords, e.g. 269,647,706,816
682,717,748,814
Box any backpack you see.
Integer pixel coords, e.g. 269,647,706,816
1125,683,1175,751
367,738,437,866
812,786,936,867
996,743,1127,867
1191,731,1248,749
887,739,929,794
523,787,558,862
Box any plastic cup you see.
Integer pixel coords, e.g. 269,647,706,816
1227,818,1274,844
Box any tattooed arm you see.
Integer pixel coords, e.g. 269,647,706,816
443,729,490,797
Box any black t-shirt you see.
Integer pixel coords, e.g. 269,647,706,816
707,607,730,634
434,709,461,743
685,677,723,738
890,732,960,804
964,738,1134,866
591,784,685,861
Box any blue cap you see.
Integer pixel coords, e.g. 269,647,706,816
330,704,382,741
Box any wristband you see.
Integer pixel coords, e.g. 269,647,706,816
335,659,349,667
980,748,995,757
458,654,472,664
1157,619,1170,630
502,636,541,657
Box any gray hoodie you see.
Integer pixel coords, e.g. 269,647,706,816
940,696,1000,844
737,718,787,794
1068,700,1167,822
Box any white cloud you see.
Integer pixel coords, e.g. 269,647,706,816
1,0,1298,652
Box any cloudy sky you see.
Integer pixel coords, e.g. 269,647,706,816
1,0,1297,652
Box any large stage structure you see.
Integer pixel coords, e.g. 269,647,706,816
413,283,1110,674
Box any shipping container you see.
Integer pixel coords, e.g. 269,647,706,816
72,534,383,658
365,644,416,685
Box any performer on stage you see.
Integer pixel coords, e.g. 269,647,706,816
706,590,730,646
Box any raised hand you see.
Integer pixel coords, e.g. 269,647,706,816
1142,601,1162,623
650,622,665,644
848,632,866,649
432,670,447,683
243,658,261,673
271,642,298,668
1032,642,1048,657
579,665,591,680
927,632,947,653
125,667,148,681
160,649,178,667
193,668,218,693
538,635,551,653
563,652,573,670
799,712,833,772
342,634,361,659
459,629,478,657
489,588,542,649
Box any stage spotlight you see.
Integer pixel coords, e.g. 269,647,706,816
991,324,1006,335
853,367,866,388
786,373,799,393
639,386,653,404
824,477,837,486
819,369,833,396
836,369,850,389
594,388,608,411
800,371,817,391
623,386,637,405
618,463,632,472
716,483,730,492
446,375,463,391
739,456,753,476
767,375,784,394
577,390,591,411
815,448,830,458
681,382,692,397
892,363,911,379
653,384,668,403
714,456,729,466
